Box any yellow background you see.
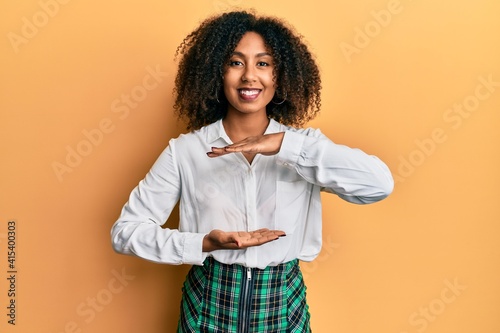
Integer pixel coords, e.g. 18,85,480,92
1,0,500,332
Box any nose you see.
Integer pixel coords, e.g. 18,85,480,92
242,65,256,82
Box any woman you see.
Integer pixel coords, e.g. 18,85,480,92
111,10,394,332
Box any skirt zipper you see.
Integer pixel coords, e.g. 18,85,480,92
239,267,253,333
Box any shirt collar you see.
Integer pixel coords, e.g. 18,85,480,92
206,118,283,144
206,119,228,144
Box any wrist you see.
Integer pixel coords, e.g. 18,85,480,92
202,234,216,252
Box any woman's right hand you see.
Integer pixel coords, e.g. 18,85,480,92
202,228,285,252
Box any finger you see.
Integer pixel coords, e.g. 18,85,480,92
225,144,260,153
207,151,224,158
224,140,251,149
248,229,286,242
259,232,282,241
225,230,286,248
270,230,286,237
227,137,254,146
223,137,259,150
206,147,231,158
250,230,286,245
251,229,285,237
212,147,230,154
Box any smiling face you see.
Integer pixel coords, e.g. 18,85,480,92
223,31,277,118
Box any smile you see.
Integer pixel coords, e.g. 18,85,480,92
238,89,261,100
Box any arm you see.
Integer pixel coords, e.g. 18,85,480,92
110,143,207,265
208,129,394,204
277,129,394,204
112,142,284,265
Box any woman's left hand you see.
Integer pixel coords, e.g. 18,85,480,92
207,132,285,157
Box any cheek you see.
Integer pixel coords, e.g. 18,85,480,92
265,72,277,89
222,71,239,90
222,81,235,98
221,81,232,99
266,77,277,94
267,87,277,98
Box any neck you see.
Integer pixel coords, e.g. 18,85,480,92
222,110,269,142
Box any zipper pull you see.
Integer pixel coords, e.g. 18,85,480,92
247,267,252,281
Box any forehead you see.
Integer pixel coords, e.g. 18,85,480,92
233,31,270,55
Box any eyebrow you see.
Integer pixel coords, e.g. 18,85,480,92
231,51,272,58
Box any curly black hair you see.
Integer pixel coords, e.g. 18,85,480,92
173,10,321,130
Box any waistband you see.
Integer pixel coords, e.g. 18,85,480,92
203,256,299,274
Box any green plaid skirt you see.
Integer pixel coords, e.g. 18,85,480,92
177,257,311,332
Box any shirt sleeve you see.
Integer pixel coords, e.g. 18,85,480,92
110,141,207,265
276,129,394,204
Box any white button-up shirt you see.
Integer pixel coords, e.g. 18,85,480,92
111,119,393,269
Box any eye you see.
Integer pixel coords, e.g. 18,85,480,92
229,60,243,66
257,61,270,67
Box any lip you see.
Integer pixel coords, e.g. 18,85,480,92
237,88,262,101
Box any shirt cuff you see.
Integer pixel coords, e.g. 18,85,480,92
276,130,306,168
182,233,207,266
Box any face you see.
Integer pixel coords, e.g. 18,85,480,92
223,32,276,117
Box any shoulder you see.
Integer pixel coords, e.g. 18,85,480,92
165,120,221,162
170,120,219,146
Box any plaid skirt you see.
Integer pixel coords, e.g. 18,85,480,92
177,257,311,333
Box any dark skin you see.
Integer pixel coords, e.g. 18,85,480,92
202,228,286,252
202,32,287,252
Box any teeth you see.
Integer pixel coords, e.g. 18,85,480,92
240,89,259,96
